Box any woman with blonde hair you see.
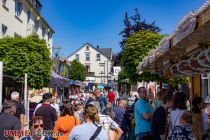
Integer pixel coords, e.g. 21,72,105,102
68,104,108,140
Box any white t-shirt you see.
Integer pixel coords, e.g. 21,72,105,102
170,109,186,127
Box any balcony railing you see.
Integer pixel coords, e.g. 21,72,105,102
86,72,95,77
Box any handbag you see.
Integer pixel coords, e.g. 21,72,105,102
89,124,102,140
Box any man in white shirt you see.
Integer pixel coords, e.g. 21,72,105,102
50,96,60,117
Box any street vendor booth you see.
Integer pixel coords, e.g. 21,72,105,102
137,1,210,98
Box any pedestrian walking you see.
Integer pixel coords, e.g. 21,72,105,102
0,100,21,140
167,111,194,140
169,91,187,128
134,87,153,140
107,89,116,106
151,94,173,140
152,90,166,110
86,89,101,112
22,116,53,140
68,104,108,140
11,91,25,130
51,96,60,117
35,93,57,130
53,103,80,140
114,99,132,140
103,101,115,119
191,97,206,140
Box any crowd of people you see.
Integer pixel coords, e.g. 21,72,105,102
0,87,210,140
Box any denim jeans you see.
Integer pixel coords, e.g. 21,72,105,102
135,132,151,140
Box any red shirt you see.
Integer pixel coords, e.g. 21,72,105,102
108,92,116,103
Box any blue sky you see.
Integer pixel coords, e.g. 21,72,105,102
40,0,206,56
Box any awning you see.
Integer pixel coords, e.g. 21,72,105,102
48,70,70,88
136,1,210,77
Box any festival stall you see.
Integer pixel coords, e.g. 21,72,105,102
137,1,210,97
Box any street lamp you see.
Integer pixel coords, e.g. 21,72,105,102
52,46,61,73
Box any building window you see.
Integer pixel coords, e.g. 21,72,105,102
86,46,89,51
75,54,79,61
86,53,90,61
2,0,7,5
96,54,100,61
2,24,7,37
48,32,51,41
42,27,45,37
34,20,39,31
15,0,22,17
86,65,90,73
27,10,30,23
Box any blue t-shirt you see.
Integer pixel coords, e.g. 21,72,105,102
68,123,108,140
134,99,153,134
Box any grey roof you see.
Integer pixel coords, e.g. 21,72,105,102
97,48,112,59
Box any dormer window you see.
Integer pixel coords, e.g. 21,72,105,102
86,46,89,51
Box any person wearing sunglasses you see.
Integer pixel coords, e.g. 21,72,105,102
22,116,53,140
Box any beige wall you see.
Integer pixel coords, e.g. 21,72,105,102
67,44,113,84
0,0,53,55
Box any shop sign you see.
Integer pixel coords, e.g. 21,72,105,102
113,66,121,76
172,18,196,46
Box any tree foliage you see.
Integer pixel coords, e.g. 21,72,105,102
112,52,123,66
121,30,164,83
119,8,161,49
0,33,52,89
70,60,86,81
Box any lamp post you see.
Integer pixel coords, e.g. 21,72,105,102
52,46,61,73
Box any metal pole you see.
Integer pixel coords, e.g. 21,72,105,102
107,59,108,84
24,74,29,130
0,62,3,109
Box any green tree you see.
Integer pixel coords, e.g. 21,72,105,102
0,33,52,89
70,60,86,81
121,30,164,83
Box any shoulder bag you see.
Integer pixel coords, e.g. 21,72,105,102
90,124,102,140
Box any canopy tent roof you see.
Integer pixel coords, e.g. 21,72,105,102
137,1,210,77
48,70,70,88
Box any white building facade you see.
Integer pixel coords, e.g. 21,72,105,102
67,43,113,84
0,0,54,55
